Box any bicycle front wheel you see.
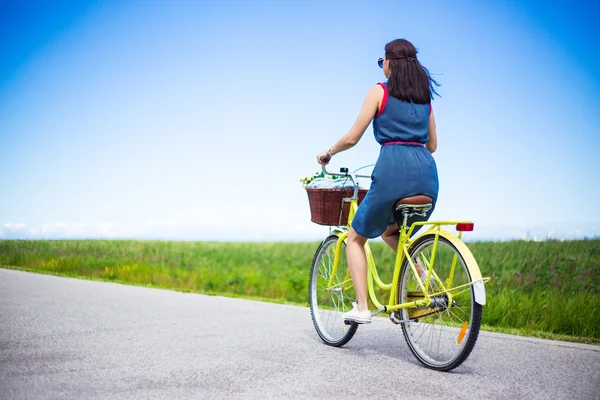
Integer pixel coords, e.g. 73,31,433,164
309,234,358,347
398,234,482,371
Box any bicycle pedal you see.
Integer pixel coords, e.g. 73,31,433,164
343,319,357,326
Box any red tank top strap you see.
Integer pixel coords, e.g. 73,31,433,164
376,82,388,117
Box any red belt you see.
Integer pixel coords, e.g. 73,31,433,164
382,141,424,146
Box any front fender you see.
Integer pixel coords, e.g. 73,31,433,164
330,228,348,243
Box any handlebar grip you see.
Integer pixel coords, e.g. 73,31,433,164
320,155,331,163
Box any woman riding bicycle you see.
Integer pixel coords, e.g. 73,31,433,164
317,38,440,324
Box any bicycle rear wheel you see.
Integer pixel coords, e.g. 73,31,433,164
398,234,482,371
309,234,358,347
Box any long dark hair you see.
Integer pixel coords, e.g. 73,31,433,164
385,39,440,104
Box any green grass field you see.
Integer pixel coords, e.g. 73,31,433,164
1,239,598,344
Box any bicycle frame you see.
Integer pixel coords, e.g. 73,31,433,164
321,166,488,315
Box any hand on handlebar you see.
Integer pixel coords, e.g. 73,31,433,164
316,150,331,165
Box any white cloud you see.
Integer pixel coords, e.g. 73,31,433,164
2,223,26,229
1,223,30,239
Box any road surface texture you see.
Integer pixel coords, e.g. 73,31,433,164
1,268,598,399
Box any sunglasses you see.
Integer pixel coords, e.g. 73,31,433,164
378,57,384,68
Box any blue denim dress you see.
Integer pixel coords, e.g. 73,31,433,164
351,83,439,239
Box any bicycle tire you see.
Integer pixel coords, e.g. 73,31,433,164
398,233,482,371
309,234,358,347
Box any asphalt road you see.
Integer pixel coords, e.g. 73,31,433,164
1,268,598,400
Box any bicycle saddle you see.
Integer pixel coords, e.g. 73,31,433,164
394,195,433,220
394,195,432,208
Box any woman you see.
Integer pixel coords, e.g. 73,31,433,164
317,38,440,324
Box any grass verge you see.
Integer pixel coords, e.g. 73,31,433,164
1,239,598,344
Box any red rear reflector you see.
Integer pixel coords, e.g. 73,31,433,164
456,223,474,232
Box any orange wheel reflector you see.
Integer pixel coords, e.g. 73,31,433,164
457,321,469,344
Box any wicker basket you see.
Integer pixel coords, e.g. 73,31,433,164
306,188,368,226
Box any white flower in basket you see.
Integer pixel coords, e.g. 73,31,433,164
299,172,332,188
300,172,361,189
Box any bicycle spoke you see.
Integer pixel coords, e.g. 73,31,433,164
413,319,432,344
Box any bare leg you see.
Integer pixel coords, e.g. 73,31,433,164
346,227,368,312
382,223,400,252
381,223,425,277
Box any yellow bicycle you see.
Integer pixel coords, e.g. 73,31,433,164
309,165,490,371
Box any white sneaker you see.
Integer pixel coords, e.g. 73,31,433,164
342,302,371,324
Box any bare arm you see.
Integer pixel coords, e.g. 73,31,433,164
425,109,437,154
317,85,382,164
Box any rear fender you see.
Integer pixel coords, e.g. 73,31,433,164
430,229,486,306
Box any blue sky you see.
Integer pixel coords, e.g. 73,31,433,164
1,0,599,241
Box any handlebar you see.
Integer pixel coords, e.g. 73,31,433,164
320,164,373,199
320,164,372,179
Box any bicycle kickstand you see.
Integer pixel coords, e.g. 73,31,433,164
389,311,416,325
